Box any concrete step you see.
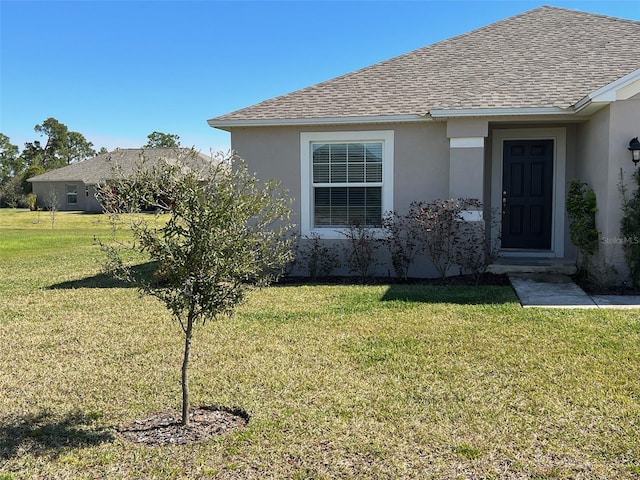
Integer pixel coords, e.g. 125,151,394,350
488,257,576,275
508,273,640,309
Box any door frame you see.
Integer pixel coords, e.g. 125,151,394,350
491,128,566,258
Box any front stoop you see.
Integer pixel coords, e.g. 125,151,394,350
489,257,576,275
508,273,640,308
508,273,595,308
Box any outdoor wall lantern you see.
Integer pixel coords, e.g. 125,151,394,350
629,137,640,166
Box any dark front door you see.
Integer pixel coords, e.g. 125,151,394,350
502,140,553,250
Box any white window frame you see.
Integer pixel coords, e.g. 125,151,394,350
300,130,394,239
65,184,78,205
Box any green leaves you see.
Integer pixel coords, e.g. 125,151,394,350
98,150,295,325
566,180,599,263
619,169,640,287
97,150,295,425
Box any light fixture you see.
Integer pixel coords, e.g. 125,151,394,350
629,137,640,166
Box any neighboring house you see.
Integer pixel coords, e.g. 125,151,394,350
208,6,640,280
27,148,213,212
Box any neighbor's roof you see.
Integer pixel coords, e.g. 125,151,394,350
27,148,214,184
209,6,640,127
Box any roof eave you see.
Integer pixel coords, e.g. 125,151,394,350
428,106,573,118
574,68,640,115
208,114,429,131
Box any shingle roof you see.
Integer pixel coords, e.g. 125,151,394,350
210,6,640,124
27,148,214,184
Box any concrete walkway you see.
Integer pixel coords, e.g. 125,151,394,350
508,273,640,309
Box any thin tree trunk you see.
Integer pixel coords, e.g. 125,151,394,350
181,313,194,427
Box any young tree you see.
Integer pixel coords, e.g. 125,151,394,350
45,188,59,229
96,150,294,426
143,131,180,148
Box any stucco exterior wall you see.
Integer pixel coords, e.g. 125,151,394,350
228,117,611,278
564,123,578,259
30,181,103,212
230,122,451,277
392,122,450,211
231,126,302,229
31,181,86,211
605,98,640,281
230,122,451,221
576,106,611,235
575,97,640,282
85,185,103,212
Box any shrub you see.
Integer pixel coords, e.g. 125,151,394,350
342,219,380,282
27,193,38,211
619,169,640,287
298,233,341,279
566,180,599,273
453,206,500,285
0,175,28,208
381,210,425,280
413,198,476,279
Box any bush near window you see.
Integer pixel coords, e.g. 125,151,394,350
302,198,493,282
412,198,479,279
381,209,425,281
341,219,380,282
454,206,501,286
298,233,341,279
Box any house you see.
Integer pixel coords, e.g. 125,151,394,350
27,148,213,212
208,6,640,279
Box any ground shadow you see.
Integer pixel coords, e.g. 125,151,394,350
48,262,158,289
0,410,115,461
380,283,517,305
277,273,517,305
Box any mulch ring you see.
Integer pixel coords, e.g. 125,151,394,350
117,405,250,446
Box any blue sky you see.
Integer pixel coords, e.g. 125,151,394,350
1,0,638,155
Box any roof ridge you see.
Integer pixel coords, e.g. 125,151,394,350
539,4,640,24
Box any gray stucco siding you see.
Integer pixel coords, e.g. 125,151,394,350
230,122,452,228
31,181,86,211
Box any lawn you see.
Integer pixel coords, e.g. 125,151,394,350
1,209,639,479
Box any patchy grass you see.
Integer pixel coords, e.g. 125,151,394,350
1,209,639,479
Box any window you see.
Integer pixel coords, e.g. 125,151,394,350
301,131,394,238
66,184,78,205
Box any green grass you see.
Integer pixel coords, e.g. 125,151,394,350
1,209,639,479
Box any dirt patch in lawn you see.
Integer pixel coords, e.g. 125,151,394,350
117,406,249,446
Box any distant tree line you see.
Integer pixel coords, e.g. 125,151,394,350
0,118,181,208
